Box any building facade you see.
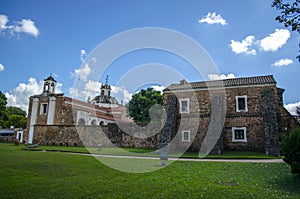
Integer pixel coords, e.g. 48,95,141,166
25,76,131,144
163,75,299,156
25,75,299,156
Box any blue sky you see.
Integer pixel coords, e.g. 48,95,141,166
0,0,299,114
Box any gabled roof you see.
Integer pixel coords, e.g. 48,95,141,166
164,75,277,91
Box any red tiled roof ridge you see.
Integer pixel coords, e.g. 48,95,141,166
165,75,276,91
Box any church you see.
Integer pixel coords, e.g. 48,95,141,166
25,75,131,144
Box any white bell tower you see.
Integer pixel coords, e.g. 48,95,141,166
43,75,57,94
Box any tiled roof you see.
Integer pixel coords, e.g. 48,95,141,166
164,75,276,91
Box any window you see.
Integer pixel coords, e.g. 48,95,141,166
40,103,48,114
179,98,189,113
232,127,247,142
181,130,191,142
78,118,85,126
236,96,247,112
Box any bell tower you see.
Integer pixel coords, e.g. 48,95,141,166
100,75,111,97
43,75,57,94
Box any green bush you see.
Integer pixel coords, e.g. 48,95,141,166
281,128,300,175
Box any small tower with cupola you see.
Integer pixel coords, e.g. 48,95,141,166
90,75,119,108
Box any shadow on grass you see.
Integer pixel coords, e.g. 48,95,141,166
270,173,300,195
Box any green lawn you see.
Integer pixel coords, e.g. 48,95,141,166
1,143,299,198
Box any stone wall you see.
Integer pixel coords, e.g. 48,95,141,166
261,89,280,156
32,123,160,148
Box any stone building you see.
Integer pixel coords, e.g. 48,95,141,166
25,74,299,156
25,75,131,144
162,75,299,156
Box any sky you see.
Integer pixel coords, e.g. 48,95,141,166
0,0,299,115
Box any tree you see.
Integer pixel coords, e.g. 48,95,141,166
281,128,300,175
4,114,27,129
6,106,26,117
0,90,27,129
128,88,163,123
272,0,300,61
0,91,8,127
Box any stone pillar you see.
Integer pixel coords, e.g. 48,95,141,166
28,98,39,144
261,89,280,156
159,95,177,149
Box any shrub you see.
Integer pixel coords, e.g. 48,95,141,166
281,128,300,175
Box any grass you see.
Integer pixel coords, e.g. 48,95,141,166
22,143,280,159
1,143,299,198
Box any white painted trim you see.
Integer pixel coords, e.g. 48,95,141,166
29,98,39,144
40,103,48,115
179,98,189,113
181,130,191,142
47,96,56,125
16,131,23,143
232,127,247,142
235,95,248,112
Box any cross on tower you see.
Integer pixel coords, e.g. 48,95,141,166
105,75,109,85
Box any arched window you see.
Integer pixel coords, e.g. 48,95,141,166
78,118,85,126
44,82,49,92
99,121,104,126
91,119,97,126
51,83,55,92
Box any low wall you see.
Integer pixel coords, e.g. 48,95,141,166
0,136,16,143
32,123,161,149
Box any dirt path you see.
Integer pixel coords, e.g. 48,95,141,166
63,152,284,163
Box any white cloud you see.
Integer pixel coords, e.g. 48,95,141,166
14,19,39,37
80,50,87,62
272,58,293,67
91,57,97,63
151,85,166,93
72,80,101,100
208,73,236,80
69,87,79,98
0,63,4,72
111,86,132,104
230,36,257,55
0,15,9,29
0,14,39,37
73,63,91,81
84,80,101,92
199,12,227,25
4,78,62,113
259,29,290,52
284,102,300,115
